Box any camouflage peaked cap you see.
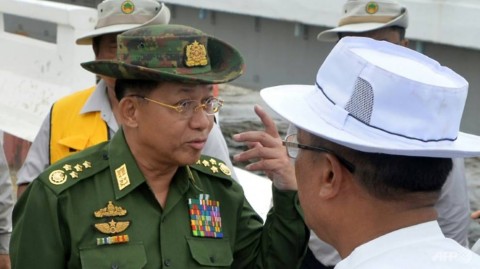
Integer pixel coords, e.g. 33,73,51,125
81,24,245,84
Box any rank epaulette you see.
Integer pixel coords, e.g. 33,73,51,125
189,155,233,182
38,144,110,194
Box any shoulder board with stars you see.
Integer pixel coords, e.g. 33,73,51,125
190,155,233,181
38,145,109,194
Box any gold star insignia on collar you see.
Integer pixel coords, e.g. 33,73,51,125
202,160,210,167
210,166,219,173
209,158,217,165
63,164,72,171
70,171,79,179
196,160,201,165
74,164,83,172
83,161,92,168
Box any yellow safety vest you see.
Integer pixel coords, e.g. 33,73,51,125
49,86,109,164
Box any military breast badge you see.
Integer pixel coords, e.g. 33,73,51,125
94,201,131,246
188,194,223,238
185,40,208,67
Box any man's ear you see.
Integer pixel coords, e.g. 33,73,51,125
118,97,139,128
400,38,410,48
317,154,346,199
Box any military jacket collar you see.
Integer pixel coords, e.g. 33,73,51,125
107,129,191,200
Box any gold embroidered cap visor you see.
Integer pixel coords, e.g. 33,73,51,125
81,24,245,84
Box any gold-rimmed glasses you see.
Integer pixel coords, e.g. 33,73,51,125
129,95,223,119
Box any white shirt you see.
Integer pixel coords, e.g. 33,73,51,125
335,221,480,269
308,158,470,266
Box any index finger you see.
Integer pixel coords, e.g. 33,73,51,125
254,104,280,139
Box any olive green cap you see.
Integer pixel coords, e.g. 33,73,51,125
81,24,245,84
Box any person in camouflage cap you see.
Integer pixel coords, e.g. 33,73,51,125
16,0,240,210
10,23,307,268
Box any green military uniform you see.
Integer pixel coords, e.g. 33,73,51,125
11,129,307,268
12,23,308,268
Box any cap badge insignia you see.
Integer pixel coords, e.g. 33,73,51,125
94,201,128,218
185,40,208,67
188,194,223,238
93,201,131,245
49,170,67,185
366,2,379,14
115,164,131,190
121,0,135,14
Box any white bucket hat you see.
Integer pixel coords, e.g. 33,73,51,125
76,0,171,45
317,0,408,42
261,37,480,158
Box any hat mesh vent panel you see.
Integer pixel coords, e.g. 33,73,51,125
345,77,374,124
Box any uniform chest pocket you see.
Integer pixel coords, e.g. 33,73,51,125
80,242,147,269
187,237,233,267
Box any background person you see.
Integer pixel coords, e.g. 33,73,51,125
0,138,14,269
16,0,236,198
234,1,471,268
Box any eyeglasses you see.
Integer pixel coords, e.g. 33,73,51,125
282,134,356,173
129,95,223,119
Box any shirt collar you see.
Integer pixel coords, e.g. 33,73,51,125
80,80,110,114
336,221,444,268
80,79,119,132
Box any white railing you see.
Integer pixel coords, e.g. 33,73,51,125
0,0,96,141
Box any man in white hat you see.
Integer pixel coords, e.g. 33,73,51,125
261,36,480,269
16,0,236,197
311,1,471,267
234,0,470,268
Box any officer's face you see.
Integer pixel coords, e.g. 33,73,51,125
125,82,215,166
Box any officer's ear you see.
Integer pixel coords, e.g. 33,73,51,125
118,96,139,128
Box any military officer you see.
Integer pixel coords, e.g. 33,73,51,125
10,24,307,268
